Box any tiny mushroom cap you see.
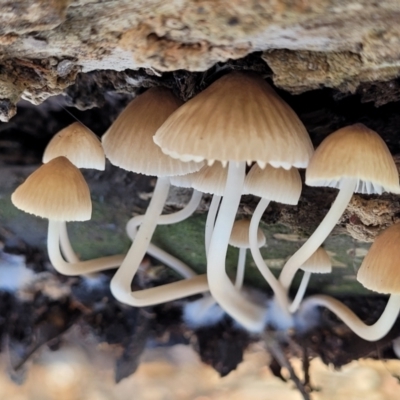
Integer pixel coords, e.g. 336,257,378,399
229,219,266,249
11,156,91,222
169,172,196,188
244,164,303,205
301,247,332,274
154,71,313,169
102,86,203,177
306,123,400,195
191,163,228,195
357,222,400,294
43,122,105,170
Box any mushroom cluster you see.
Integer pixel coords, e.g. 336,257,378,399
10,71,400,341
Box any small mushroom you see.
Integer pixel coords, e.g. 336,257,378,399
280,123,400,291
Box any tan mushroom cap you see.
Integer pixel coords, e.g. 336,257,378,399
102,87,203,177
154,71,313,169
169,172,196,188
190,164,229,195
229,219,266,249
11,156,92,222
300,247,332,274
244,164,302,205
43,122,105,170
306,123,400,195
357,223,400,294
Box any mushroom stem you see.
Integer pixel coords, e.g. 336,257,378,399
207,161,266,332
234,248,247,289
299,294,400,341
289,271,311,313
48,220,124,275
205,195,221,255
110,177,208,306
126,189,203,238
59,221,79,263
249,198,290,315
279,178,357,290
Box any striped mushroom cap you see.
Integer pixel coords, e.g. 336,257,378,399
229,219,266,249
102,87,203,177
244,164,302,205
43,122,105,170
306,124,400,195
301,247,332,274
357,223,400,294
11,156,92,222
154,71,313,169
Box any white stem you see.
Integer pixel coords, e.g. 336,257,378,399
279,178,357,290
235,248,246,289
289,271,311,313
126,189,203,240
207,162,266,332
111,177,208,306
48,221,124,275
205,195,221,256
249,198,291,315
147,243,197,279
299,294,400,341
59,221,79,263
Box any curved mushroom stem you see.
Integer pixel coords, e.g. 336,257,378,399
249,198,291,317
110,177,208,306
289,271,311,313
59,221,79,263
279,178,357,290
207,161,266,332
126,189,203,238
48,220,124,275
299,294,400,341
205,195,221,255
234,248,247,289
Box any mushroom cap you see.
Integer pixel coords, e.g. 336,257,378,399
11,156,92,222
154,71,313,169
357,223,400,294
169,172,196,188
244,164,302,205
190,163,229,195
102,87,203,177
229,219,266,249
43,122,105,170
306,123,400,195
300,247,332,274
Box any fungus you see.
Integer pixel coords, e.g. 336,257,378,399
279,123,400,291
11,157,123,275
244,164,302,320
288,246,332,313
154,71,313,331
43,121,106,265
102,87,206,306
229,219,265,289
299,222,400,341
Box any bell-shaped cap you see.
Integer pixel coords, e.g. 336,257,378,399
43,122,105,170
229,219,266,249
169,172,196,188
11,156,92,222
244,164,302,205
154,71,313,169
300,247,332,274
102,87,203,177
190,163,229,195
306,124,400,195
357,223,400,294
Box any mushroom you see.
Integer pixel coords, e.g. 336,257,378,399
42,121,106,265
229,219,266,289
102,86,206,306
11,157,123,275
279,123,400,291
244,164,302,320
288,246,332,313
299,222,400,341
154,71,313,331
